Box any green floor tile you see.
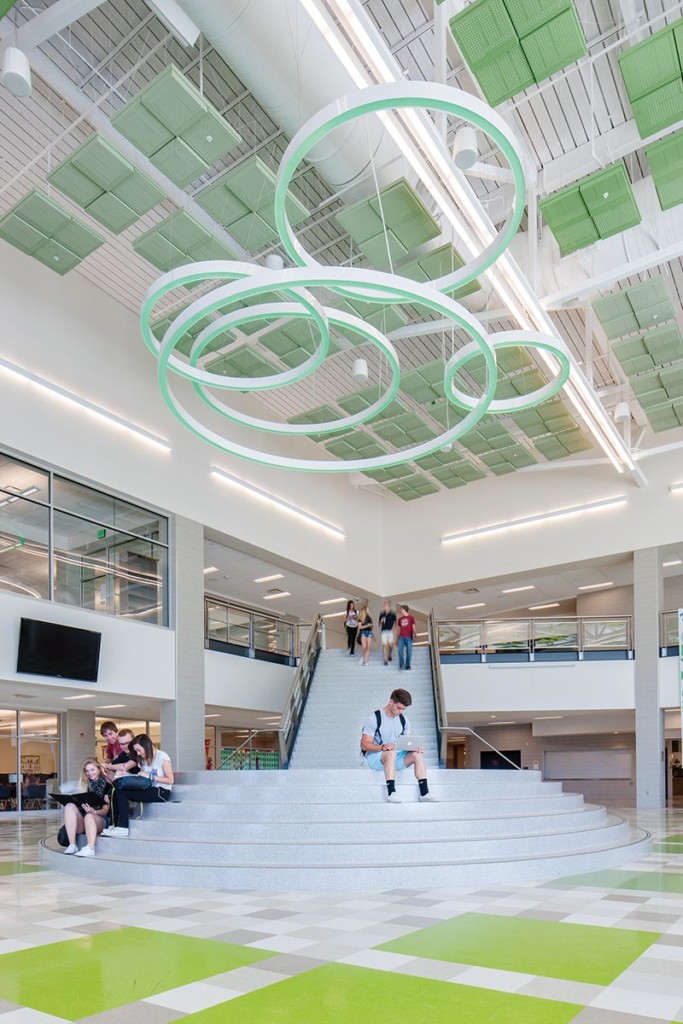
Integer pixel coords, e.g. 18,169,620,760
556,868,683,894
653,842,683,854
182,963,581,1024
377,911,659,985
0,926,275,1019
664,834,683,843
0,861,42,875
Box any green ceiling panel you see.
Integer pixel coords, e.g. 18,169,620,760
614,324,683,377
0,189,104,274
86,192,138,233
631,77,683,139
150,138,210,188
133,210,234,272
325,430,388,461
71,134,133,191
133,232,186,271
400,243,480,298
618,27,679,103
362,465,414,483
373,412,437,447
157,210,210,254
386,474,440,500
111,97,174,157
206,345,277,379
400,361,446,404
504,0,570,37
646,130,683,211
535,428,593,459
592,291,639,339
520,7,586,82
151,306,231,358
430,461,486,488
416,448,465,471
593,275,675,343
47,134,166,234
541,161,640,254
481,445,536,473
471,46,535,106
140,64,207,135
337,178,440,264
338,389,408,421
449,0,518,66
112,66,241,182
219,155,278,211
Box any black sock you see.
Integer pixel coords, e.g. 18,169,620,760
386,779,396,795
418,779,429,796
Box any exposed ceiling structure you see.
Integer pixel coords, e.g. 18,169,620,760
1,0,683,501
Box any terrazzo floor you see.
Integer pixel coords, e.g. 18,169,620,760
1,810,683,1022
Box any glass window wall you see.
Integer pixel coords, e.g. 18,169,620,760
0,709,60,811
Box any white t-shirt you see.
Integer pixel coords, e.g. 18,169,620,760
362,709,411,747
143,749,173,790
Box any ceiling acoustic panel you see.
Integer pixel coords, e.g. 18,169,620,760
0,188,104,275
400,243,480,299
196,154,308,252
288,405,351,443
540,160,640,255
385,474,440,500
111,65,242,187
618,19,683,137
613,324,683,377
205,345,277,379
336,178,440,267
450,0,586,106
646,130,683,211
133,209,235,272
593,275,675,340
47,133,166,234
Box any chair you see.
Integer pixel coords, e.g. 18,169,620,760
23,783,46,810
0,784,15,811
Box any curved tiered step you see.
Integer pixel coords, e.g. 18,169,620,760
41,768,649,888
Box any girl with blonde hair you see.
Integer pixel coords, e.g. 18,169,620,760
62,758,111,857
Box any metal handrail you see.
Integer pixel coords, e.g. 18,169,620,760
219,730,270,770
276,614,323,768
428,609,448,766
437,614,632,655
204,595,296,658
441,726,523,770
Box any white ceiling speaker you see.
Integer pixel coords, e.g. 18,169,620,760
264,254,284,270
352,358,368,384
614,401,631,423
2,47,32,99
452,125,478,170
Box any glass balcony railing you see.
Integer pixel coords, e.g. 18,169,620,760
661,610,681,650
437,615,632,660
205,597,303,662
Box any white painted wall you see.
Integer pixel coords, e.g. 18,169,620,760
0,591,175,699
443,659,635,712
0,247,386,596
205,649,294,712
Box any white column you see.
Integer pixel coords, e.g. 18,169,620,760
62,710,96,781
633,547,665,807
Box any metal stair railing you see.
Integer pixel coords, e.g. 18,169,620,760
277,614,323,768
428,609,522,771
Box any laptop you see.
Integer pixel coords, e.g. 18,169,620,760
52,792,106,810
395,736,425,752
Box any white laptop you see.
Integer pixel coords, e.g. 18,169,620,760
395,735,425,751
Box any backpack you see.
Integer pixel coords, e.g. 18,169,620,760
361,709,407,757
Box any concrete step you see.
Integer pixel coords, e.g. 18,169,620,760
174,768,547,786
168,779,564,802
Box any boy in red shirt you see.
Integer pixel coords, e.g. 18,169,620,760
397,604,416,670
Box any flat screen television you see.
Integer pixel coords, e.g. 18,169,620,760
17,618,101,682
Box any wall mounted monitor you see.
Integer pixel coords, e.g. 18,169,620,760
16,617,101,683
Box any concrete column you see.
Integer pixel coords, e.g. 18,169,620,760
633,546,665,808
160,514,205,771
62,710,96,782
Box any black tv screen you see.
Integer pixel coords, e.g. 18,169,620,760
17,618,101,683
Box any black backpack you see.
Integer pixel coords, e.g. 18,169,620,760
362,709,407,756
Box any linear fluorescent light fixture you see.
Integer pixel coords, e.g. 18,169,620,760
319,597,347,605
456,602,485,609
322,610,346,618
0,356,172,452
671,482,683,494
502,585,534,594
442,496,627,545
205,714,221,719
263,591,291,600
211,467,345,539
529,603,560,610
536,715,564,720
577,582,613,591
254,574,285,583
96,705,126,709
144,0,200,47
62,694,96,700
663,559,682,568
203,566,219,575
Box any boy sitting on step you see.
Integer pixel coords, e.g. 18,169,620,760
361,687,436,804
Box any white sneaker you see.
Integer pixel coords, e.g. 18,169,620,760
75,845,95,857
419,792,437,802
63,843,78,855
386,791,401,803
101,826,129,837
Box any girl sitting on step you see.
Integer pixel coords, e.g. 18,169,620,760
101,734,174,838
63,758,111,857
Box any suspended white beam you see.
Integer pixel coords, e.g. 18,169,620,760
17,0,106,51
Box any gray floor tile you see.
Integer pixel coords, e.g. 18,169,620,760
624,910,681,923
208,966,288,992
518,977,603,1005
601,895,650,903
0,1002,21,1015
399,958,469,981
655,933,683,946
78,1002,187,1024
207,929,273,944
569,1010,673,1024
384,915,441,927
254,954,327,976
243,909,300,920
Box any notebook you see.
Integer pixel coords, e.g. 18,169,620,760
52,792,106,810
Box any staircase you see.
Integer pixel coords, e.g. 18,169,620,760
41,642,650,888
289,647,439,769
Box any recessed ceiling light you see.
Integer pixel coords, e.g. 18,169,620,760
263,591,291,600
254,574,284,583
203,566,219,575
456,602,485,609
670,482,683,494
536,715,564,720
529,603,560,610
62,694,95,700
490,715,496,718
501,585,535,594
577,582,613,591
319,597,347,605
96,704,126,709
663,559,682,567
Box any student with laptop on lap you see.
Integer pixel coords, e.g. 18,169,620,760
361,688,436,803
